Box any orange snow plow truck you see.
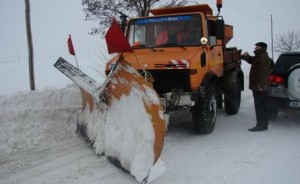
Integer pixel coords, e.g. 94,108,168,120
54,1,243,183
105,2,244,134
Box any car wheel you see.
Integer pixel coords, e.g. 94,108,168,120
287,68,300,99
267,109,279,120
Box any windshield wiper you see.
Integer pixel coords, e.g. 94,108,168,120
158,43,186,50
151,48,164,52
158,43,177,47
132,44,151,48
132,44,164,52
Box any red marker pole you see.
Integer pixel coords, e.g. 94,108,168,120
67,34,79,68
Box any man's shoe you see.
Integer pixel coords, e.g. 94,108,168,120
248,126,268,132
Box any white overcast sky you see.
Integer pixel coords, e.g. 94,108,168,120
0,0,300,95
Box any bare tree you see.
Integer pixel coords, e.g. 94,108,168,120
25,0,35,90
274,30,300,52
82,0,197,36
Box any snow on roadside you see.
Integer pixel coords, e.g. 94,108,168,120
0,85,81,156
0,82,166,183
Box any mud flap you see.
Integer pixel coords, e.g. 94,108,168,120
54,57,166,183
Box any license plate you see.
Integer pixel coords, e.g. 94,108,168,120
289,101,300,107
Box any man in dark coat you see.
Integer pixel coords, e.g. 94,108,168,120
242,42,271,131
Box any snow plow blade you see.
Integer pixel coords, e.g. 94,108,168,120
54,57,166,183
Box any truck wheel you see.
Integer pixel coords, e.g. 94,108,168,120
216,88,223,109
224,78,241,114
192,84,217,134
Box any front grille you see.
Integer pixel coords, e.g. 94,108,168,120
140,69,191,95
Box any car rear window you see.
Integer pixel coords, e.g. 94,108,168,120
272,54,300,75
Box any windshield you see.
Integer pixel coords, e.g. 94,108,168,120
128,14,203,48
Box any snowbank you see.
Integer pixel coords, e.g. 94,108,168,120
0,85,81,156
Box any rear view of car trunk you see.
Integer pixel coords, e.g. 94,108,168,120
268,51,300,114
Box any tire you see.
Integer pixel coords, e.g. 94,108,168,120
287,68,300,99
192,84,217,134
216,87,223,109
224,77,241,114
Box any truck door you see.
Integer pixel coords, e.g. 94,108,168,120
207,19,224,76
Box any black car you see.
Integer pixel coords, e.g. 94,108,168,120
268,51,300,118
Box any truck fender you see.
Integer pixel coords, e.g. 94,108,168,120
238,69,244,91
222,68,244,91
199,71,218,98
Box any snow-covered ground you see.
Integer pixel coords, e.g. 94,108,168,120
1,72,300,184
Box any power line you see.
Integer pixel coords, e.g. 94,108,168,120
0,60,27,64
223,2,269,21
222,2,292,34
0,59,53,64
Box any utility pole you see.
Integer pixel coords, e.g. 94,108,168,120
271,14,274,60
25,0,35,90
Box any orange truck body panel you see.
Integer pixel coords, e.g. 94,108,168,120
119,46,223,91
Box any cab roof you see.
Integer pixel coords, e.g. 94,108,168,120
150,4,213,16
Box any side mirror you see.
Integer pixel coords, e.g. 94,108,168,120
119,13,128,33
215,19,224,40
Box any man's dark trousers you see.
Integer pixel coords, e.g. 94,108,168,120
252,91,269,128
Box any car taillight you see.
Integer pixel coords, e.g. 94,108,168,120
269,74,284,84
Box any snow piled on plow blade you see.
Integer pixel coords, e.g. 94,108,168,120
81,87,165,182
54,58,166,183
